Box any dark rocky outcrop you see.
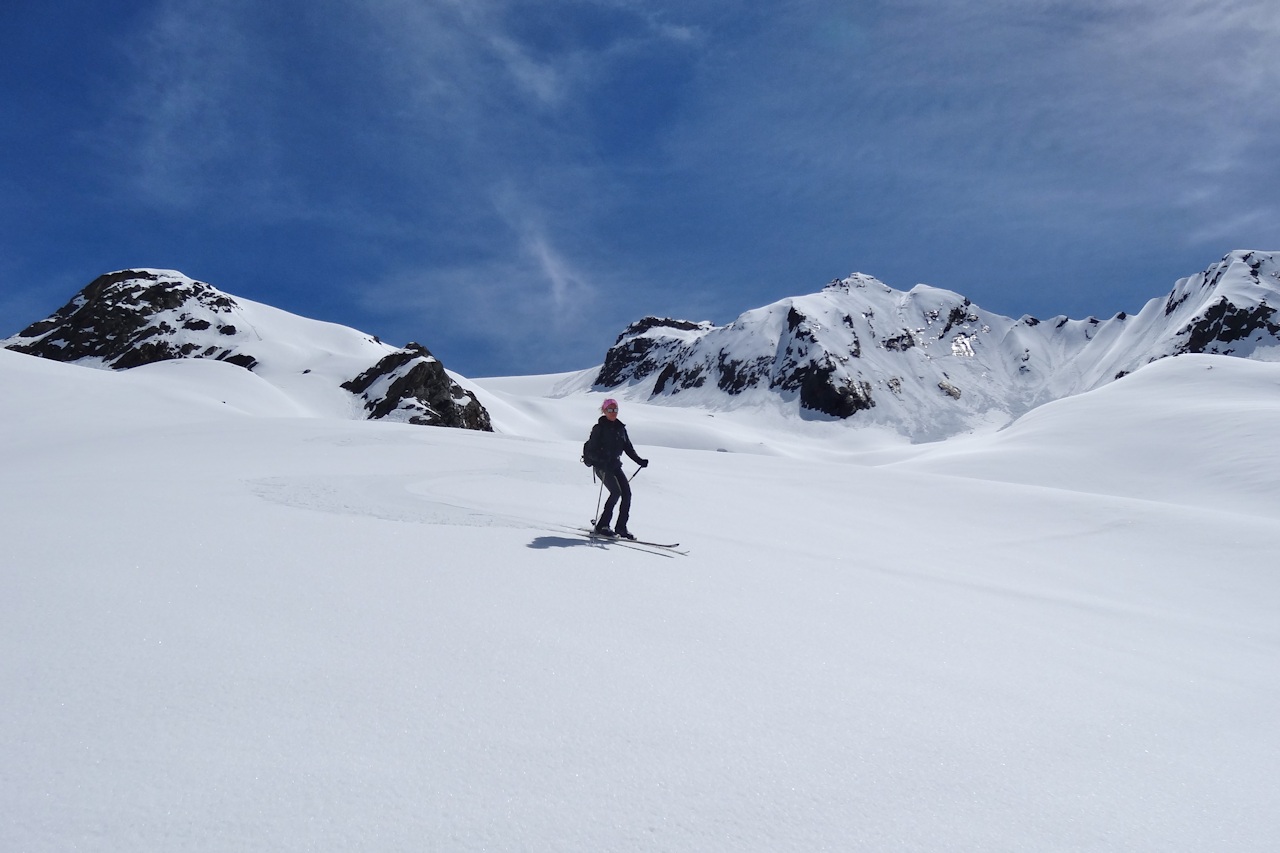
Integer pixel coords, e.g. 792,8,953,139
6,270,246,368
595,317,711,388
342,343,491,430
1174,297,1279,355
594,301,893,419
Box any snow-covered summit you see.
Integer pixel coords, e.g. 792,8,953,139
8,253,1279,443
594,250,1280,441
3,269,492,430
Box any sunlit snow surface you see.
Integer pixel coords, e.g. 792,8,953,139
2,349,1278,851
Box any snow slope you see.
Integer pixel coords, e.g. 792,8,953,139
3,348,1278,851
889,354,1280,518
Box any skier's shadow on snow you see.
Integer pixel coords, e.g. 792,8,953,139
527,535,599,551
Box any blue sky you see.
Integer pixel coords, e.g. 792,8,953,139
3,0,1278,377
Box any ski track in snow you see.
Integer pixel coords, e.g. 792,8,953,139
249,475,520,529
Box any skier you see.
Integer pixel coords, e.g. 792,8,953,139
583,398,649,539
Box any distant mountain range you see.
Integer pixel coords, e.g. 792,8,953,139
1,269,492,431
5,252,1278,442
593,250,1280,441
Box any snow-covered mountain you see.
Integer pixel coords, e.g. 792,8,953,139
594,250,1280,440
2,269,492,430
9,252,1280,443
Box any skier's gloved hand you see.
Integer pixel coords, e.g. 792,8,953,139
639,458,649,468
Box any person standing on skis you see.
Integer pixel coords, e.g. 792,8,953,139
583,398,648,539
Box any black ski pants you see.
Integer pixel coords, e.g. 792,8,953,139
595,464,632,530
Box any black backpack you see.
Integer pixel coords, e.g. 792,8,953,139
581,440,597,468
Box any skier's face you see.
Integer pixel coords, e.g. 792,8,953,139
603,405,618,420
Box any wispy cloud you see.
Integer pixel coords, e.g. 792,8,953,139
492,185,599,318
332,0,704,370
523,228,596,319
357,177,631,374
645,0,1280,287
487,34,571,108
73,0,1280,372
104,0,265,206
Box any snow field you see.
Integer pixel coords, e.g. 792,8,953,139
2,350,1279,851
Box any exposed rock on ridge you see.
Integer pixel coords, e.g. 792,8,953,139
4,269,492,431
593,251,1280,440
7,269,256,370
342,342,491,430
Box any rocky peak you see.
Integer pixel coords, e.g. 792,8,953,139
593,251,1280,441
4,269,492,431
1168,251,1280,357
822,272,884,293
7,269,252,369
341,342,491,430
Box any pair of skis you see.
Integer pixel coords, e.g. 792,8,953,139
579,527,687,556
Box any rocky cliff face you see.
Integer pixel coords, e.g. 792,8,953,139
341,342,492,430
1167,252,1280,357
6,270,258,369
594,251,1280,440
4,269,492,431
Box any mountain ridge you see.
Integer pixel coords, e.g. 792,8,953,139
592,250,1280,441
5,252,1278,443
2,269,493,431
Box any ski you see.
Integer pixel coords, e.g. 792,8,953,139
578,528,688,555
596,534,683,549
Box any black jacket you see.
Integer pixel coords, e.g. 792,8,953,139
585,416,645,469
